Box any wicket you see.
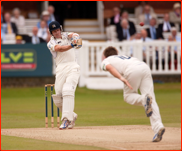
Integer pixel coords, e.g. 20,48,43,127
45,84,60,128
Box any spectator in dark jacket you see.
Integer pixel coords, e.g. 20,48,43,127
146,18,159,40
116,19,136,41
158,13,175,39
109,7,121,25
27,27,46,44
2,12,18,35
119,11,136,34
1,6,5,23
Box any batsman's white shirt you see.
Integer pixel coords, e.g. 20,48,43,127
101,55,164,134
47,32,78,67
47,32,80,95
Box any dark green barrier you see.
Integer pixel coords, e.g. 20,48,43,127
1,43,53,77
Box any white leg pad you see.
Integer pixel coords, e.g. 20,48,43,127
52,94,62,111
61,83,76,121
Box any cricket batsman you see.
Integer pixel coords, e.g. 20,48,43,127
47,21,82,129
101,46,165,142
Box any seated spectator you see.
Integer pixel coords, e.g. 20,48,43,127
47,5,55,22
158,13,175,39
37,11,51,28
1,6,5,23
37,20,48,41
169,3,181,31
10,8,25,28
167,34,178,70
1,24,6,42
16,35,23,44
140,29,153,64
27,27,46,44
16,34,30,43
137,5,157,25
129,32,142,56
171,27,181,42
146,18,159,40
141,29,153,42
168,35,173,41
116,19,136,41
119,11,136,34
1,12,18,35
134,32,142,40
170,27,180,70
109,7,121,25
135,1,154,18
141,29,164,70
46,29,51,42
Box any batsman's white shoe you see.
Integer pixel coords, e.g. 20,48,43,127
59,119,70,130
152,127,165,142
68,114,78,129
144,94,153,117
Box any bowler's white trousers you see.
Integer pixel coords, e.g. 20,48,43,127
123,62,164,134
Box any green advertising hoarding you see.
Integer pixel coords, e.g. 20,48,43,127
1,44,53,77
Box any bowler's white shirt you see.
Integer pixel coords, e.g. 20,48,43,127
101,55,142,75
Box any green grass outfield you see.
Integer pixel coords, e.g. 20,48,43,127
1,135,106,150
1,83,181,150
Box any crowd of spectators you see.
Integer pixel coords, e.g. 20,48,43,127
107,2,181,70
108,2,181,42
1,5,56,44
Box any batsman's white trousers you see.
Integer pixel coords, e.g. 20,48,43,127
123,62,164,134
54,62,80,121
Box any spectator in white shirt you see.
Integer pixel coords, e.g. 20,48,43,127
47,5,55,22
135,1,154,18
170,27,180,70
37,20,48,41
137,5,157,25
37,11,51,28
10,8,25,28
140,29,153,64
167,29,180,70
141,29,153,42
129,32,142,56
171,27,181,42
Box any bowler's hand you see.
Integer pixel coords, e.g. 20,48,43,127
120,77,133,90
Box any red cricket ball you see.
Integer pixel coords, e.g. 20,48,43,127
140,22,144,26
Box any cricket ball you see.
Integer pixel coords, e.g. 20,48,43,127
140,22,144,26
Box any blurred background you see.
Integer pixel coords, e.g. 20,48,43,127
1,1,181,89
